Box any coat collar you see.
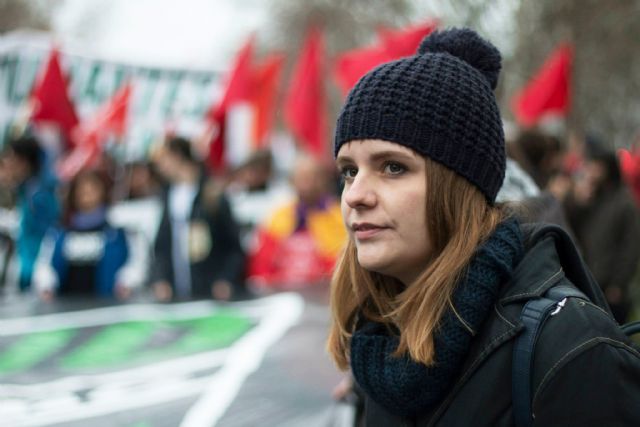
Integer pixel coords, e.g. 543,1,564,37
507,223,610,310
499,235,565,305
427,224,572,425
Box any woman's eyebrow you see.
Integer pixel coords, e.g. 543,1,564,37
368,150,417,162
335,155,354,166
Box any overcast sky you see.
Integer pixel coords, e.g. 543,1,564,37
51,0,268,70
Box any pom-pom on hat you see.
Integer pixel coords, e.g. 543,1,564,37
334,27,506,203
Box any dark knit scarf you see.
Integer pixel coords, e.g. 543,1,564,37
350,218,524,417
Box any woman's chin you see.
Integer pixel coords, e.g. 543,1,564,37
357,256,392,277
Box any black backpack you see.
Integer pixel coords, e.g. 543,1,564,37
512,224,640,427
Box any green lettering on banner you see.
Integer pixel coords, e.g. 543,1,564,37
83,62,102,103
5,56,18,104
67,58,85,98
138,69,160,114
130,314,252,365
194,76,214,116
0,124,6,148
0,329,75,375
61,321,156,370
14,56,40,104
141,131,157,158
113,66,127,92
162,72,183,115
61,311,252,369
0,56,9,103
170,311,252,353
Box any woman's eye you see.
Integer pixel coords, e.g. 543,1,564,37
384,162,406,175
340,166,358,180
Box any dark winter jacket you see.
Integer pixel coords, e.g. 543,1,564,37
151,177,245,299
361,224,640,426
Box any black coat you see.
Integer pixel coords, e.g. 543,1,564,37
151,177,245,299
362,224,640,426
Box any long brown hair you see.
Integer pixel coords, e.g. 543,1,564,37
63,169,111,227
327,157,505,369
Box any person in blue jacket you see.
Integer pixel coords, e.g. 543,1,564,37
35,169,136,300
3,135,59,292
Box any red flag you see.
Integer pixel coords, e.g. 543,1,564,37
30,47,79,146
284,26,327,160
333,44,390,96
209,35,255,118
75,82,132,145
206,36,255,172
334,20,438,95
58,83,132,181
512,44,573,127
206,108,226,173
251,53,285,147
378,20,438,58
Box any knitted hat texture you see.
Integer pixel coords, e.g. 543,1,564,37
334,28,506,202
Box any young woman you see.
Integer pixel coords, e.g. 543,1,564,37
327,28,640,426
36,169,138,300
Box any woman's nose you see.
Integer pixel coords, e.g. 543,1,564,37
343,174,376,209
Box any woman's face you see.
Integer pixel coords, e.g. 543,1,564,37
75,175,105,213
337,139,431,285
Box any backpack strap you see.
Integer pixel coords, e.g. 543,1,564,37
512,285,588,427
622,321,640,337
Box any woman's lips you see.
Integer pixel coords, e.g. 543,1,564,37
352,223,388,240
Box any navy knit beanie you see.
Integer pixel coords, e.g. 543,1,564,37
334,28,505,203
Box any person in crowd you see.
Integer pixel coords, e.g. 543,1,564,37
123,160,162,200
246,154,346,290
507,129,564,190
3,135,59,291
496,158,541,204
151,136,245,301
563,139,640,323
506,129,571,229
34,169,141,300
327,28,640,425
225,149,293,250
0,152,16,209
0,153,16,292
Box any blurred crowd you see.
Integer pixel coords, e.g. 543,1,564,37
500,128,640,323
1,126,640,324
0,132,347,305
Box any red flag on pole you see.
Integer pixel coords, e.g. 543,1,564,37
334,20,438,95
252,53,285,147
59,82,133,180
211,36,255,115
378,20,439,58
206,36,255,172
512,44,573,127
284,26,327,160
30,47,79,147
333,44,390,96
75,82,132,144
